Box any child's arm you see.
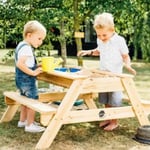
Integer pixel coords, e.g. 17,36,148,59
16,56,42,76
122,54,136,75
77,49,100,57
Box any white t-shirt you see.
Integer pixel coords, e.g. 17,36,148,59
17,42,35,68
97,33,129,73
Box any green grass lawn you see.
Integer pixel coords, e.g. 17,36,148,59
0,50,150,150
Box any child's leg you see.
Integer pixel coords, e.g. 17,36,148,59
99,120,110,127
25,107,45,133
102,92,121,131
19,105,27,122
103,119,118,131
99,104,111,127
26,107,35,126
99,104,118,130
18,105,28,127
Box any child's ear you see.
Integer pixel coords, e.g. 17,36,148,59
27,32,32,37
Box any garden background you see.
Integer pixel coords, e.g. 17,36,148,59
0,0,150,149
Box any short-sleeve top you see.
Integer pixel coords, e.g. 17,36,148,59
97,33,129,73
16,41,35,68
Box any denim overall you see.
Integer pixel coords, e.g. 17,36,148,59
15,42,38,99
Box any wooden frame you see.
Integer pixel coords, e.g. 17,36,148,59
0,69,150,149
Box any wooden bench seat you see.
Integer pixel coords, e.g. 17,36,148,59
0,91,57,125
4,91,57,115
123,97,150,105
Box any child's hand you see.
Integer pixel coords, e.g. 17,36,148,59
37,63,42,67
77,50,91,56
33,67,43,76
125,65,136,75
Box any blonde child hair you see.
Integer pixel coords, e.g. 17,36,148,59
93,12,115,30
23,20,46,39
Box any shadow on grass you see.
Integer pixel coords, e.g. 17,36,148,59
0,59,15,67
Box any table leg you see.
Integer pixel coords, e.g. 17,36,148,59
36,79,84,149
122,78,150,125
0,105,20,123
40,114,54,126
84,93,97,109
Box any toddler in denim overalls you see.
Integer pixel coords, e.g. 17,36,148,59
15,20,46,133
15,42,38,99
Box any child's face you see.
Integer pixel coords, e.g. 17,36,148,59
27,30,46,48
95,27,114,42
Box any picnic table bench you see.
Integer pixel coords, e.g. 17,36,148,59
0,91,57,124
0,69,150,149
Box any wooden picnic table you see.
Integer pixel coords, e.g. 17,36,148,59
36,69,150,149
1,69,150,149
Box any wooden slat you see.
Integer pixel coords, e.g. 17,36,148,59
122,78,150,125
83,93,97,109
39,92,66,102
38,72,73,88
38,72,87,88
90,69,134,78
141,99,150,105
40,114,54,126
5,96,19,105
4,91,57,114
64,106,135,124
82,77,124,93
42,71,88,79
63,105,150,124
39,92,95,103
0,105,20,123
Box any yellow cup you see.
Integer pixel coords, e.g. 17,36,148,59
41,57,55,72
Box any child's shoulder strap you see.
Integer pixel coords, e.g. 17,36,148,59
16,42,28,53
15,42,28,61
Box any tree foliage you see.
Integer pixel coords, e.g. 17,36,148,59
0,0,149,62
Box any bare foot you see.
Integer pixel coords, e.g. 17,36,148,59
104,120,118,131
99,120,110,128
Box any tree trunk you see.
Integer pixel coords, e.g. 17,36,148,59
73,0,83,66
75,38,83,66
59,20,67,67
